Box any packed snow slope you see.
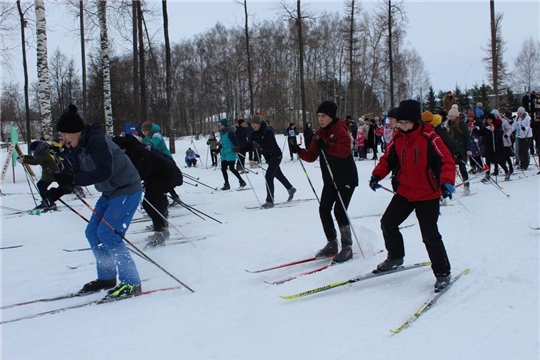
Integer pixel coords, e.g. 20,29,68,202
1,136,539,360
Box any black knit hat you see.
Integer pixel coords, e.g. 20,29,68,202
387,107,399,119
397,100,421,123
57,105,84,133
316,101,338,119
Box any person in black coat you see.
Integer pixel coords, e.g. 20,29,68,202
303,122,314,149
235,119,249,171
284,123,299,161
112,135,175,246
477,114,510,181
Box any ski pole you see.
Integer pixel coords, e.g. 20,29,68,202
237,154,262,206
183,174,218,191
73,194,195,292
178,201,223,224
190,139,201,162
237,153,258,174
320,149,365,258
21,163,39,207
290,147,320,204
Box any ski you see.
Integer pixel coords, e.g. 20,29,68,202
245,198,316,210
63,235,209,253
0,286,182,325
131,212,189,224
1,291,97,310
529,226,540,231
390,268,470,334
280,261,431,300
1,245,23,250
246,254,335,273
265,263,333,285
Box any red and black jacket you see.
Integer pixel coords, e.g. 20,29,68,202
373,122,455,201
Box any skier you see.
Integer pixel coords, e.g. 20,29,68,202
112,135,175,247
284,123,299,161
218,119,246,190
290,100,358,263
47,109,143,299
184,148,200,168
369,100,456,292
447,107,472,195
248,115,296,208
207,132,219,167
17,140,60,211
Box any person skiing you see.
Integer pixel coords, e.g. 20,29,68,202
207,132,219,167
17,140,60,211
218,119,246,190
184,147,200,167
112,135,175,247
248,115,296,208
369,100,456,293
290,100,358,263
47,109,143,299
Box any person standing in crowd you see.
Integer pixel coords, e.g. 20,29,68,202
513,107,532,170
367,119,378,160
289,100,358,263
531,113,540,156
235,119,249,172
17,140,60,211
141,120,181,204
443,91,456,112
522,92,533,113
492,109,514,176
467,119,485,174
48,109,143,299
112,135,174,247
285,123,299,161
478,114,511,181
249,115,296,208
369,100,455,293
447,107,472,194
356,127,366,160
303,122,315,150
475,102,484,120
207,132,219,167
218,119,246,190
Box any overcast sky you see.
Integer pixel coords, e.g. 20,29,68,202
2,0,539,95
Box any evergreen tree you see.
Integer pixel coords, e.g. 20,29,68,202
453,85,469,112
424,86,436,113
436,90,446,113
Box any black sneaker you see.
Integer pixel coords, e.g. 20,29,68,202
434,274,452,293
239,180,247,188
373,257,404,273
104,284,142,300
78,279,117,294
221,184,231,191
287,187,297,201
316,240,338,258
260,201,274,209
332,246,353,263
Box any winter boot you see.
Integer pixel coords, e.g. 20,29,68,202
104,283,142,300
260,201,274,209
34,203,48,210
316,240,338,258
463,185,471,196
332,246,353,263
146,231,166,247
434,274,452,293
78,279,117,294
504,172,511,181
373,256,404,273
480,174,490,183
239,180,247,188
221,184,231,191
287,187,297,202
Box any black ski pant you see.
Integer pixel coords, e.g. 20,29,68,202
319,184,355,246
456,158,469,188
143,175,174,232
221,160,243,186
518,138,530,169
265,156,292,203
37,180,53,207
380,195,451,277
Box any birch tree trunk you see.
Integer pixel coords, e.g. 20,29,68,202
98,0,113,136
34,0,53,136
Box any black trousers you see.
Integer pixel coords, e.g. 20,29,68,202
221,160,243,185
319,184,354,242
456,158,469,188
144,175,174,232
380,195,451,276
518,138,530,169
37,180,53,206
265,157,292,203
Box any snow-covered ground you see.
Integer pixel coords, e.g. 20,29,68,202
1,136,539,360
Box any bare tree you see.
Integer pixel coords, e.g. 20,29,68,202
162,0,175,152
16,1,32,145
343,0,362,117
513,37,540,92
34,0,53,137
79,0,87,116
483,8,507,107
0,2,18,73
97,0,114,136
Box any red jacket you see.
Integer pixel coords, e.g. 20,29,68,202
372,122,455,201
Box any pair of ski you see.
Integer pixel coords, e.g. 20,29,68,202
62,235,209,253
245,198,316,210
1,286,182,325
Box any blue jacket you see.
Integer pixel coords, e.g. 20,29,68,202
72,123,142,198
219,126,239,162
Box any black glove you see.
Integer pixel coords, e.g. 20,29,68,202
47,187,66,203
369,175,381,192
521,126,526,131
316,138,328,150
289,144,301,154
232,146,240,153
252,142,261,150
503,134,508,139
53,172,74,187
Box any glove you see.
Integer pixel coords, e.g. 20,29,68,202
503,134,509,139
252,142,261,150
53,172,74,187
232,146,240,153
316,138,328,150
47,187,66,203
474,138,479,143
521,126,526,131
289,144,301,154
369,175,381,192
17,156,24,164
441,183,455,199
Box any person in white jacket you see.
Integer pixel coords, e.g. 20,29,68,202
492,109,515,175
512,107,532,170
